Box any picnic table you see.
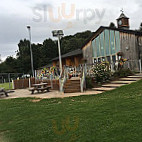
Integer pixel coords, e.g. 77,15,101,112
29,83,51,94
0,88,9,97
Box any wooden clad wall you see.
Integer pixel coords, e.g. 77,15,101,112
120,32,140,71
82,41,93,64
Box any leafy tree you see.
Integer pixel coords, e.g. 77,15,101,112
109,22,116,28
0,30,93,74
139,22,142,32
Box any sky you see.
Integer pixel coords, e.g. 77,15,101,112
0,0,142,61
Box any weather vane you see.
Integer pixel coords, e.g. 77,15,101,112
121,8,124,13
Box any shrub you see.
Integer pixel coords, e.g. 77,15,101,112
113,68,134,78
92,62,112,83
86,76,93,89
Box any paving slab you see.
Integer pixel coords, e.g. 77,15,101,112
102,84,126,88
110,81,135,84
92,87,115,91
119,78,141,81
127,76,142,78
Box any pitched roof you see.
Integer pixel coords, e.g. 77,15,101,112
51,49,82,61
117,13,129,19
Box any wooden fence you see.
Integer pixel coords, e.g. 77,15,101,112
13,78,59,90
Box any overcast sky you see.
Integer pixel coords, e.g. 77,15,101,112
0,0,142,61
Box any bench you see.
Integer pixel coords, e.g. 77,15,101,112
29,88,35,94
0,88,9,97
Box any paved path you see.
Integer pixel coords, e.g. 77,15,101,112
0,74,142,100
0,89,103,100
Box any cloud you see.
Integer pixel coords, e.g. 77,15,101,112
0,0,142,61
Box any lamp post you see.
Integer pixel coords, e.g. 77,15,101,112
27,26,34,77
52,30,64,77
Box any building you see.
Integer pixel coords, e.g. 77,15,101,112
51,11,142,71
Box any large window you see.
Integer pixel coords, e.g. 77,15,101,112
104,30,110,56
92,29,121,58
115,31,120,52
96,36,100,57
92,39,97,58
110,30,115,54
100,32,105,57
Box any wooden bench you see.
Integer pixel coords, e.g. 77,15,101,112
29,88,35,94
29,86,51,94
0,88,9,97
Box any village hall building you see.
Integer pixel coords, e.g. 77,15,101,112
52,12,142,71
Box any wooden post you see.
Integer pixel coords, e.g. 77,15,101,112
50,75,53,89
139,59,142,73
12,80,15,90
29,78,31,88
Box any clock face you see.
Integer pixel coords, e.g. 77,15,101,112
118,20,122,25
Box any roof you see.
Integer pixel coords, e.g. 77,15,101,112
52,49,82,61
117,12,129,19
37,62,53,70
41,26,142,65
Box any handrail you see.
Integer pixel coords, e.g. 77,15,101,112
80,65,86,93
59,67,68,92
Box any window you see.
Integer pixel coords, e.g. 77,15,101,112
96,36,100,57
92,39,97,58
115,31,121,52
110,30,115,54
104,30,110,56
100,32,105,57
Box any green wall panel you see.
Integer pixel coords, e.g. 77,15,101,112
110,30,115,54
100,32,105,56
104,30,110,56
92,39,97,58
115,31,120,52
96,36,100,57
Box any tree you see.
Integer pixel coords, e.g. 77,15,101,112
109,22,116,28
0,30,94,74
139,22,142,32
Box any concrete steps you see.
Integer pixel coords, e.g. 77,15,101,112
92,73,142,94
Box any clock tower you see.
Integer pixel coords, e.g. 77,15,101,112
117,10,130,29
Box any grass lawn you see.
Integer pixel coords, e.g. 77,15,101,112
0,83,12,90
1,80,142,142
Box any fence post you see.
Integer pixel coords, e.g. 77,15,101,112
12,80,15,90
29,78,31,88
139,59,142,73
50,75,53,89
8,73,11,90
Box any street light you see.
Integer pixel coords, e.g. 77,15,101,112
52,30,64,77
27,26,34,77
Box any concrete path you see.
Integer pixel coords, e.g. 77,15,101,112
0,89,103,100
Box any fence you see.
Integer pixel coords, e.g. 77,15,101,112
13,78,59,90
0,73,23,90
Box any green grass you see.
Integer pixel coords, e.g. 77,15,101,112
0,83,12,90
1,80,142,142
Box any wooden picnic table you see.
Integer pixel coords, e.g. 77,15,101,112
29,83,51,94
